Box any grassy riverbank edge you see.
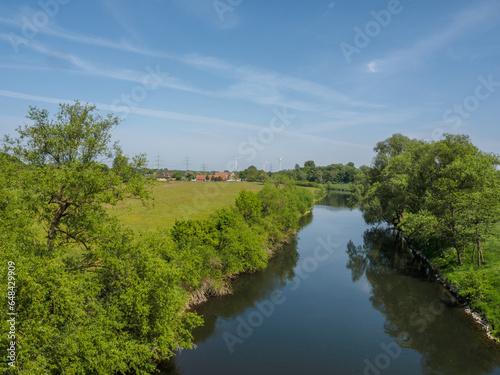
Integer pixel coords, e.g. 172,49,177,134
404,224,500,343
185,209,314,308
185,188,323,308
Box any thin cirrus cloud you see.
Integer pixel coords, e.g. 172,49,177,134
0,36,403,151
0,14,380,113
365,3,499,74
0,88,371,152
0,89,264,132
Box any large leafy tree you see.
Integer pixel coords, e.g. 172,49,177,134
0,102,204,374
356,133,500,267
356,134,429,230
3,101,150,252
422,135,500,265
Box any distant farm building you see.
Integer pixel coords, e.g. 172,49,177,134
195,172,238,181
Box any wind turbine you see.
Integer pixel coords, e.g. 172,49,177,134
262,160,268,172
276,157,283,171
231,155,242,172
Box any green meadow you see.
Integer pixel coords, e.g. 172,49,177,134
107,181,264,232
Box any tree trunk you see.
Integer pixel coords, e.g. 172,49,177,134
47,202,70,249
477,239,484,266
396,228,403,249
456,248,462,266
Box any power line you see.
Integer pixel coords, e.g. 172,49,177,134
156,154,162,170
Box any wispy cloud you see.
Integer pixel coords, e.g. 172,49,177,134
322,2,336,18
0,18,382,112
102,0,143,41
365,3,500,73
0,89,263,131
0,88,373,152
366,61,378,73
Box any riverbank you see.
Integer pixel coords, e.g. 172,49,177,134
435,223,500,342
185,211,312,307
162,196,500,375
163,183,315,309
404,228,500,344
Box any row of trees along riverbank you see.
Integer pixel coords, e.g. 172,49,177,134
351,133,500,339
0,102,314,374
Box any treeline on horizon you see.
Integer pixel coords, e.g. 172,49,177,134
239,160,361,188
351,133,500,337
0,102,314,374
145,161,363,189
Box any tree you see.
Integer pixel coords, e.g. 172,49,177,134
357,133,500,266
422,135,500,265
3,101,150,252
239,165,258,181
234,189,262,221
356,134,424,229
0,102,203,373
172,171,183,180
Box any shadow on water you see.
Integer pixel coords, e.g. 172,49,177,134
158,236,302,374
319,191,351,208
346,227,500,375
159,195,500,375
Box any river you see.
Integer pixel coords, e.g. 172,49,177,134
160,193,500,375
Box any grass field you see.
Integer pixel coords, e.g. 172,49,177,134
107,181,264,232
327,182,354,192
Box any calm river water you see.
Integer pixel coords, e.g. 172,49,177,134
161,194,500,375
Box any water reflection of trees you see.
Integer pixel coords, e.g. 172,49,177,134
191,236,299,342
320,192,351,208
346,227,500,375
159,236,301,374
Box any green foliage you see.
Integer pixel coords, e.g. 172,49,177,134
217,216,268,274
0,103,198,374
240,161,361,186
355,132,500,340
172,171,183,180
0,224,202,374
2,101,151,252
304,160,316,168
453,266,491,302
355,133,500,265
0,102,317,373
234,189,262,221
171,219,219,248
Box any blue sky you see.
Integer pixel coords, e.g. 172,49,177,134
1,0,499,172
